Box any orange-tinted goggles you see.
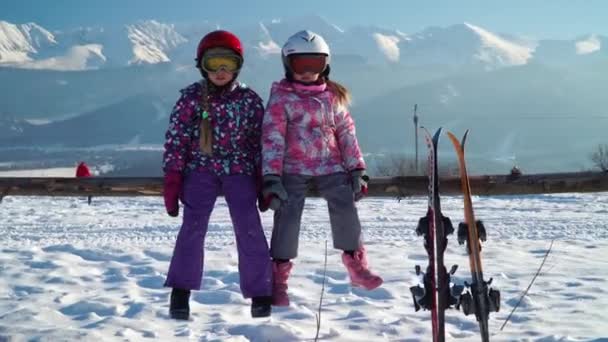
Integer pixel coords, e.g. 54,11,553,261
288,54,327,74
201,54,242,73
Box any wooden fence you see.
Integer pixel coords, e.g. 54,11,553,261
1,171,607,200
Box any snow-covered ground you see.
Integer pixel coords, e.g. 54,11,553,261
1,192,607,341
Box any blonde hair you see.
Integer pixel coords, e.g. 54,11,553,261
199,82,213,155
326,79,351,107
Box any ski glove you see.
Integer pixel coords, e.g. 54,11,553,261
261,174,288,211
255,167,271,212
163,172,183,217
350,169,369,202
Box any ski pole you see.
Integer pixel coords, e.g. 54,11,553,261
500,239,554,331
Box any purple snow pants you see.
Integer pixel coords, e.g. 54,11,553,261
164,170,272,298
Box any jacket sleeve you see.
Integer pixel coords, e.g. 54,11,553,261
335,107,366,171
248,92,265,168
163,93,195,174
261,91,288,176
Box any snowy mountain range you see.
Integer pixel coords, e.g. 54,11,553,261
0,20,189,69
1,17,605,71
0,16,607,173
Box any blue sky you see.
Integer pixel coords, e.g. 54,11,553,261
2,0,607,39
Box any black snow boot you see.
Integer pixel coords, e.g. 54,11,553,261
169,288,191,320
251,296,272,318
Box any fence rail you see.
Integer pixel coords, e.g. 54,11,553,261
1,171,607,200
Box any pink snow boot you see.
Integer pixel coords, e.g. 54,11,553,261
272,261,293,306
342,246,383,290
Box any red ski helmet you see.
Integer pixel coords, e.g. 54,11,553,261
195,30,243,67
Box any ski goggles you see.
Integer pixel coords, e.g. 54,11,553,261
201,54,242,73
288,54,327,74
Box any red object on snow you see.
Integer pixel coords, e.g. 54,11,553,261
75,162,92,178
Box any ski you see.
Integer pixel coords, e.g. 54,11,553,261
446,130,501,342
410,127,461,342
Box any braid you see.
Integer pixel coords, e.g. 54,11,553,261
199,81,213,155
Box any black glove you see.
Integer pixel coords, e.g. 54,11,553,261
350,169,369,202
261,175,288,210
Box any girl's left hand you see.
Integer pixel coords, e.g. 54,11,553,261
350,170,369,201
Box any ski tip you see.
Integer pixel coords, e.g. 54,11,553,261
446,130,468,152
462,129,470,147
446,130,459,144
419,126,435,143
433,127,443,142
420,126,442,141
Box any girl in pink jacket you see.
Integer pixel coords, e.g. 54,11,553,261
261,30,383,306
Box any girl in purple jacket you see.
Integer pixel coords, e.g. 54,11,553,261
261,30,383,307
162,30,272,319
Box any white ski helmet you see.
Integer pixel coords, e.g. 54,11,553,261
282,30,331,74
